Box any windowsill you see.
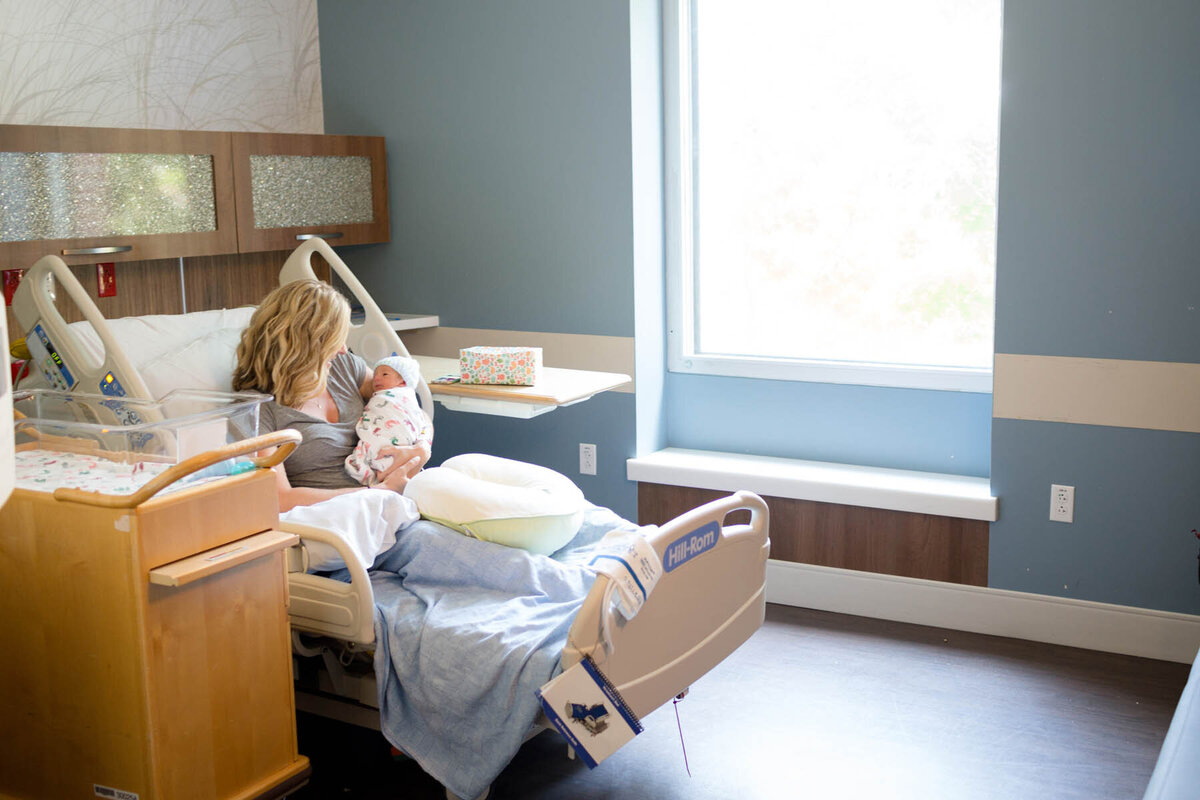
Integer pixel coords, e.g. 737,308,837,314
626,448,997,522
668,353,994,393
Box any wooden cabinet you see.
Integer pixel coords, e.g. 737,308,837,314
0,470,310,800
231,132,390,252
0,125,389,270
0,125,239,267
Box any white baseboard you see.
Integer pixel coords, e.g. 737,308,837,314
767,559,1200,664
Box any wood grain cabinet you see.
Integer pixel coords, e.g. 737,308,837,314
0,125,389,270
231,132,389,252
0,125,239,268
0,470,310,800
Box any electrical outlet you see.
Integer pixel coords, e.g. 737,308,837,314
579,443,597,476
1050,484,1074,523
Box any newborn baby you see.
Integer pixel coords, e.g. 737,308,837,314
345,356,433,486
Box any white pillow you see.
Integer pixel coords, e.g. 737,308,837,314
403,453,586,555
280,489,420,572
68,307,256,397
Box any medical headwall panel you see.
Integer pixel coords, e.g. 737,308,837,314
0,125,238,266
232,132,390,252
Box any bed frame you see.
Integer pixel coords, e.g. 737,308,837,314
9,242,771,782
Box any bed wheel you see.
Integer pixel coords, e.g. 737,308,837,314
445,787,489,800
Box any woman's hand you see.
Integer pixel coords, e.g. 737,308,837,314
376,456,422,492
375,442,431,492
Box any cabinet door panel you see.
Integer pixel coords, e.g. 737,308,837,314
146,552,301,799
0,125,238,268
232,132,389,252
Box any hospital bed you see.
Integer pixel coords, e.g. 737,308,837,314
10,241,770,797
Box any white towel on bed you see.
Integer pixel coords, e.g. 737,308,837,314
280,489,420,572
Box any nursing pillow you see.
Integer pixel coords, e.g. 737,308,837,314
403,453,586,555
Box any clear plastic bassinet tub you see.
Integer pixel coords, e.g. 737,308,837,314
12,388,269,497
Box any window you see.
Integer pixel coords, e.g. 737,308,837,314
665,0,1002,392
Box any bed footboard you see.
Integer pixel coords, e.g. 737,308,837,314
562,490,770,719
279,520,376,645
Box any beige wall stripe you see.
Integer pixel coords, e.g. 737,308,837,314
401,327,636,394
993,353,1200,433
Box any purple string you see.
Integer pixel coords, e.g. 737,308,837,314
673,696,692,777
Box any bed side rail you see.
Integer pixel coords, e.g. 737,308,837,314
279,238,434,419
277,518,376,645
562,490,770,719
12,254,154,400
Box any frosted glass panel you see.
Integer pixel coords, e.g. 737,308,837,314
0,152,217,242
249,154,373,229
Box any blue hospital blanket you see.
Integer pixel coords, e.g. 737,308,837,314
368,505,639,800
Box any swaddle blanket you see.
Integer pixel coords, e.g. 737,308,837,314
15,449,172,494
369,504,641,800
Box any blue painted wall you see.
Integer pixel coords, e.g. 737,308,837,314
994,0,1200,363
990,0,1200,614
318,0,652,518
666,374,993,477
991,420,1200,613
318,2,635,339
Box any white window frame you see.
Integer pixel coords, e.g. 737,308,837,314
663,0,994,394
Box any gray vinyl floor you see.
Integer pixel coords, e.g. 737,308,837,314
292,604,1189,799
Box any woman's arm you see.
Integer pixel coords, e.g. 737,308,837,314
272,453,422,512
273,463,363,513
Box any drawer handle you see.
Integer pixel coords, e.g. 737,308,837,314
61,245,133,256
296,232,344,241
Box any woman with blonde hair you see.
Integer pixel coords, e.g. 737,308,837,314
234,279,429,510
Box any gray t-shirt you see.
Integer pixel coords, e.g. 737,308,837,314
259,352,369,489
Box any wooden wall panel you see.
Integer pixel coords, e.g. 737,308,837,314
183,250,332,312
638,482,989,587
184,251,286,311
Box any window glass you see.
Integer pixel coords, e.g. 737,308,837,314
670,0,1001,389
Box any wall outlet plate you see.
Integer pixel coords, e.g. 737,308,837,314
1050,484,1074,523
579,443,597,476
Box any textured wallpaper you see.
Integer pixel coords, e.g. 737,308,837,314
0,0,323,133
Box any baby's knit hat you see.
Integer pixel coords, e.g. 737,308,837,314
374,355,421,389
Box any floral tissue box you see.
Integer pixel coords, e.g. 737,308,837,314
459,346,543,386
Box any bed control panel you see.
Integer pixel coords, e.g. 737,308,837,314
98,375,145,427
100,371,127,398
27,323,75,391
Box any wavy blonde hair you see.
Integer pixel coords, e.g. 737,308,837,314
233,280,351,408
